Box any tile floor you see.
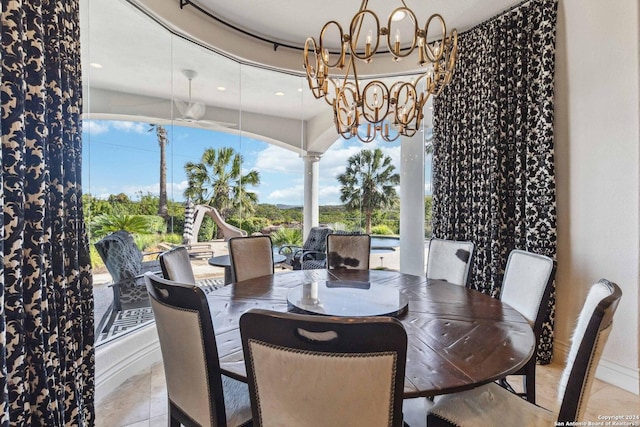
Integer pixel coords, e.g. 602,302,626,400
96,359,640,426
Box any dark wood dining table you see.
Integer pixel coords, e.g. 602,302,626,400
203,268,535,398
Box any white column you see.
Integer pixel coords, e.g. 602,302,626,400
303,153,321,240
400,134,426,276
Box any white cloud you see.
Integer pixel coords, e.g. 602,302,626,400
83,120,109,135
112,121,149,134
319,185,341,205
320,140,402,179
268,185,304,201
255,145,303,174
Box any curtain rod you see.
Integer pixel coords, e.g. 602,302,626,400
179,0,303,52
460,0,543,36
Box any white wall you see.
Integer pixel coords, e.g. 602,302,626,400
554,0,639,393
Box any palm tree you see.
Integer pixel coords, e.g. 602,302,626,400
149,124,169,223
184,146,260,221
337,148,400,234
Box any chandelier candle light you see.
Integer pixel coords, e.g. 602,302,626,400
304,0,457,142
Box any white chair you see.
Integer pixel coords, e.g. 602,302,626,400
228,235,274,283
326,233,371,270
144,273,252,427
499,249,556,403
159,246,196,284
239,309,407,427
427,279,622,427
426,238,475,286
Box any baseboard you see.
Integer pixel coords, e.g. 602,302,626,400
554,340,639,395
596,358,640,395
95,323,162,403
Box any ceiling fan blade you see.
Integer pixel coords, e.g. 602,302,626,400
185,102,206,120
198,119,237,128
173,99,206,120
174,99,189,117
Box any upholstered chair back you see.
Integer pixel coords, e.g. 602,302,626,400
498,249,556,402
228,235,274,283
326,234,371,270
240,309,407,427
501,249,556,327
557,279,622,423
426,238,475,286
160,246,196,284
144,273,252,427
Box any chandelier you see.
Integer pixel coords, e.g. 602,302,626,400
303,0,458,143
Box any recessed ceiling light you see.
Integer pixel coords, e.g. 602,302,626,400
297,88,303,92
217,86,226,91
391,10,406,21
90,62,103,69
274,91,285,96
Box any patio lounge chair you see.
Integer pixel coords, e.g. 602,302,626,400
278,226,332,270
94,230,162,314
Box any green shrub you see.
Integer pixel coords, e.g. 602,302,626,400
89,245,104,270
228,216,271,235
134,233,161,252
91,213,152,238
371,224,394,235
163,233,183,245
270,227,303,248
198,217,215,241
144,215,166,234
167,214,185,236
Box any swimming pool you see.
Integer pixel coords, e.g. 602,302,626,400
370,236,400,253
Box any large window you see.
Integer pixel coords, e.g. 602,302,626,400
83,0,432,345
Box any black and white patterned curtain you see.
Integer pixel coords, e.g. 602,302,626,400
432,0,558,363
1,1,94,425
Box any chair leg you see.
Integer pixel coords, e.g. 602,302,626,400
524,362,536,404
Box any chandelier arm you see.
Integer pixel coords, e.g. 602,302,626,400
387,7,419,59
350,10,380,62
348,55,362,103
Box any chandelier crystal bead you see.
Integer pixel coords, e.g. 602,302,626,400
303,0,458,143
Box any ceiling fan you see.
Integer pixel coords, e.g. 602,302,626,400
174,69,236,129
174,69,204,121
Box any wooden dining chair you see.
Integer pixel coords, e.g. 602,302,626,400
326,233,371,270
143,273,252,427
427,279,622,427
499,249,556,403
426,238,475,286
228,235,274,283
239,309,407,427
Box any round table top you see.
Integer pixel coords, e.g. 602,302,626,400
202,268,535,398
286,280,409,317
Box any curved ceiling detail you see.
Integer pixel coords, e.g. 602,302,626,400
136,0,522,76
83,0,521,155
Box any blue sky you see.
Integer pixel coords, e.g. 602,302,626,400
82,120,432,206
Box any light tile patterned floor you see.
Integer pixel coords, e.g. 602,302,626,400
96,360,639,427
